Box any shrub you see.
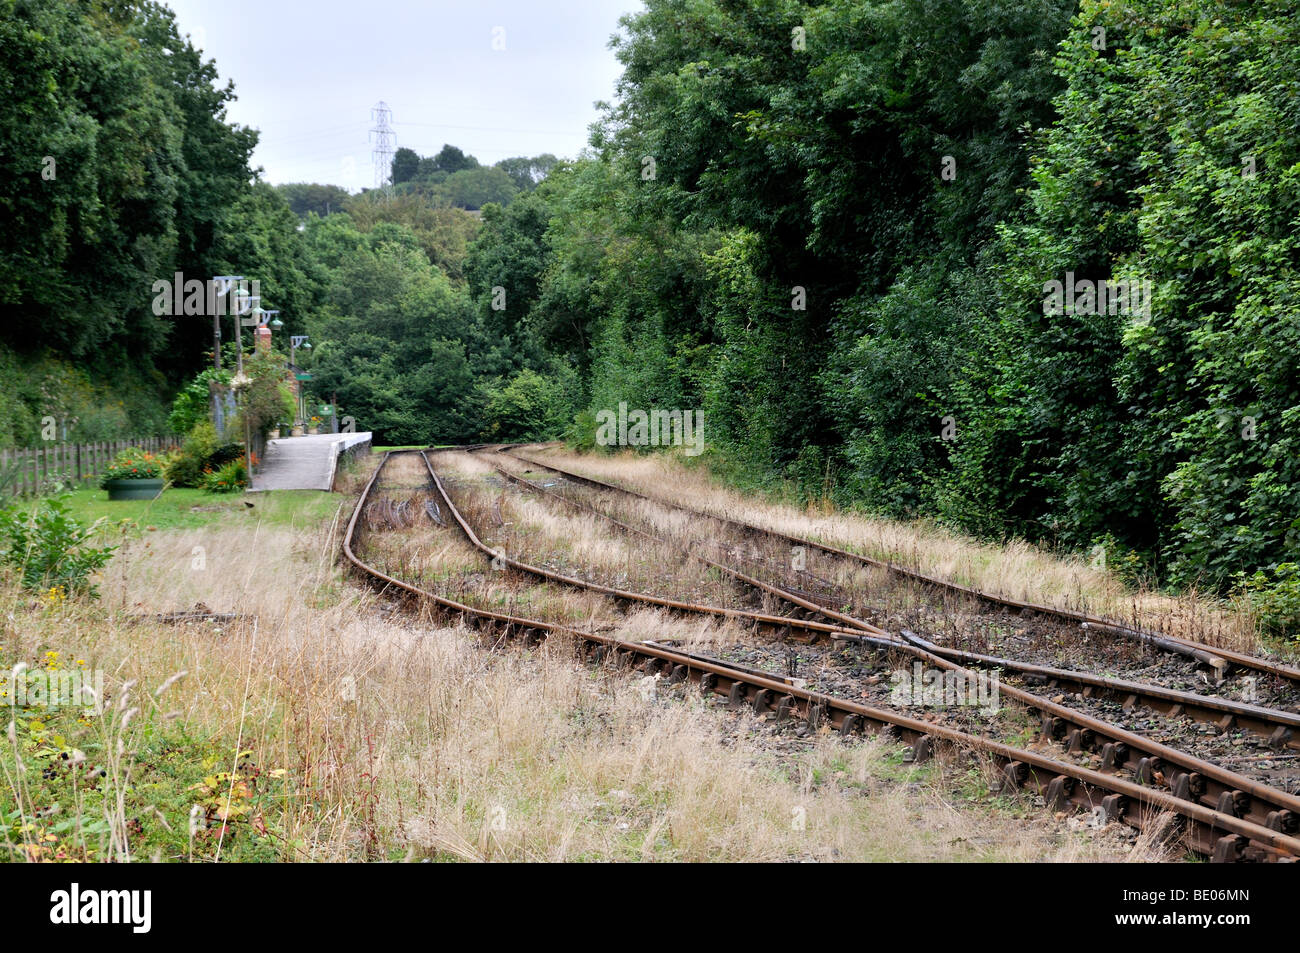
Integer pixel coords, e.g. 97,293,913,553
98,447,165,487
201,459,248,494
481,367,576,441
566,408,599,452
1237,563,1300,642
209,442,245,468
0,496,117,598
168,368,231,436
165,422,245,488
233,350,296,439
165,422,216,487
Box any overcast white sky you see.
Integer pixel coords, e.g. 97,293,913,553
164,0,645,192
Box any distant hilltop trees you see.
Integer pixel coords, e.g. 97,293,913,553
390,146,559,210
275,147,559,219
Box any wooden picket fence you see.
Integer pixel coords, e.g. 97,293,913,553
0,437,173,498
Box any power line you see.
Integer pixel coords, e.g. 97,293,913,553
393,120,580,136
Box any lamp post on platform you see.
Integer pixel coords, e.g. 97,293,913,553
210,275,243,370
290,335,311,427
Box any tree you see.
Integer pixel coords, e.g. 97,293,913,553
276,183,351,218
391,147,420,185
438,166,517,210
0,0,256,376
304,223,490,444
428,144,478,176
495,154,560,192
481,367,577,441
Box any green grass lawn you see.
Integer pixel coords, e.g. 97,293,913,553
6,487,347,538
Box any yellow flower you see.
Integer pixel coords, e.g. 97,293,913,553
40,586,67,609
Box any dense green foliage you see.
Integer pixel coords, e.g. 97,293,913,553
276,183,351,219
0,344,172,446
449,0,1300,599
201,458,249,493
164,421,241,489
0,0,264,445
10,0,1300,606
0,0,256,381
234,350,297,439
0,496,116,598
387,145,559,209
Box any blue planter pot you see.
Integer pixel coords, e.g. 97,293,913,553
104,478,164,501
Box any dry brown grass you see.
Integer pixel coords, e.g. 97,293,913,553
521,445,1262,653
0,458,1173,862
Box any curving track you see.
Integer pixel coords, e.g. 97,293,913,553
342,449,1300,861
497,446,1300,689
478,450,1300,758
427,449,1300,837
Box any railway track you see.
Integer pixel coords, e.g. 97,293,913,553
495,447,1300,689
344,447,1299,859
475,450,1300,755
426,449,1300,834
354,449,1300,859
479,449,1300,756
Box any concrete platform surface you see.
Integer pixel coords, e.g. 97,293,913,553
251,432,372,491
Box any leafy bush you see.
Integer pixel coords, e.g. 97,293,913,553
1237,564,1300,642
165,421,218,487
233,350,296,439
480,368,574,441
201,459,248,494
0,496,116,598
98,448,165,486
566,408,599,452
168,368,230,436
165,422,244,488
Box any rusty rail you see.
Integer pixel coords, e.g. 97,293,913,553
344,449,1300,861
498,448,1300,688
424,449,1300,841
480,451,1300,756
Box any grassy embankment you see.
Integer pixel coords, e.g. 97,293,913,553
1,456,1172,862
